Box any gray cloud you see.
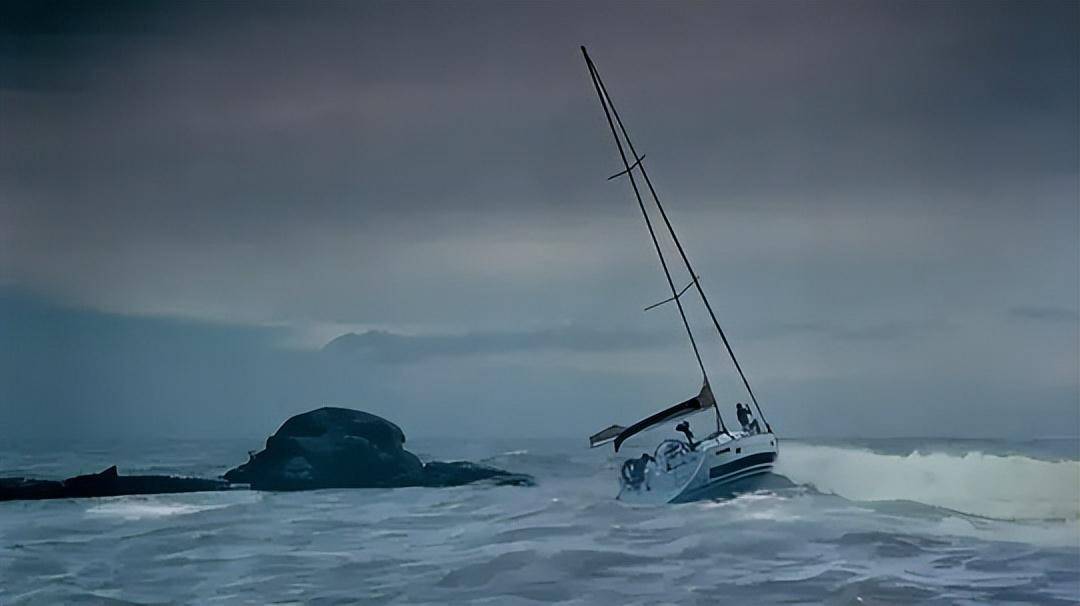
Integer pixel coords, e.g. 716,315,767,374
3,291,1077,441
0,1,1076,439
751,320,942,343
1009,306,1080,324
319,317,938,366
322,326,676,364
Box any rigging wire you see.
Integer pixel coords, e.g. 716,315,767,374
583,46,771,434
583,48,727,436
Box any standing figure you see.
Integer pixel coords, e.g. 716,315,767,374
675,420,698,450
735,403,760,434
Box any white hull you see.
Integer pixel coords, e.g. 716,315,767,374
617,432,778,504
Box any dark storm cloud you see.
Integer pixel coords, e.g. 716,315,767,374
0,1,182,92
0,1,1076,438
2,1,1075,246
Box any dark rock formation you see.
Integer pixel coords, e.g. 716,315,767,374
224,407,423,489
0,408,532,502
0,478,65,501
0,465,229,501
225,407,533,490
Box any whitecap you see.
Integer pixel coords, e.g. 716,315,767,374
775,443,1080,521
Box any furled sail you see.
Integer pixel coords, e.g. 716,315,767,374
612,382,716,452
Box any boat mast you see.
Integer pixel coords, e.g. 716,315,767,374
582,47,727,436
581,46,771,434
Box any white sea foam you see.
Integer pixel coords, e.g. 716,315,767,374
86,500,224,519
775,443,1080,521
85,492,259,520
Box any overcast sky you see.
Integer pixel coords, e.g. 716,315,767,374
1,1,1077,440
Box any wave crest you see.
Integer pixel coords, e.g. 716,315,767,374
774,443,1080,520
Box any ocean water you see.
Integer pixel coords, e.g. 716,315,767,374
1,437,1078,605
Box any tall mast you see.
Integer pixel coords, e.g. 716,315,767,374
581,50,709,383
582,47,728,436
581,46,771,434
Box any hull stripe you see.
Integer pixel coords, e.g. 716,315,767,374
709,464,773,484
708,451,777,479
674,465,773,502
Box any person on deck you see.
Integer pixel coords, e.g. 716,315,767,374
736,403,761,434
675,420,697,450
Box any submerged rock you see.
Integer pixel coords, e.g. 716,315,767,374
0,477,65,501
225,407,533,490
420,460,534,487
0,465,229,501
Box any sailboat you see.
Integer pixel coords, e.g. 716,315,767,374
581,46,779,504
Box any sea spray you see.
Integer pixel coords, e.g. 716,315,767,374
774,443,1080,520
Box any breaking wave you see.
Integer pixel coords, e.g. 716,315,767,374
774,443,1080,521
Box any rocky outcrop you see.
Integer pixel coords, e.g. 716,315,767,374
224,407,423,489
0,465,229,501
0,408,533,502
225,407,533,490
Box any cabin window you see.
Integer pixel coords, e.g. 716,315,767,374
735,447,741,454
717,447,730,455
